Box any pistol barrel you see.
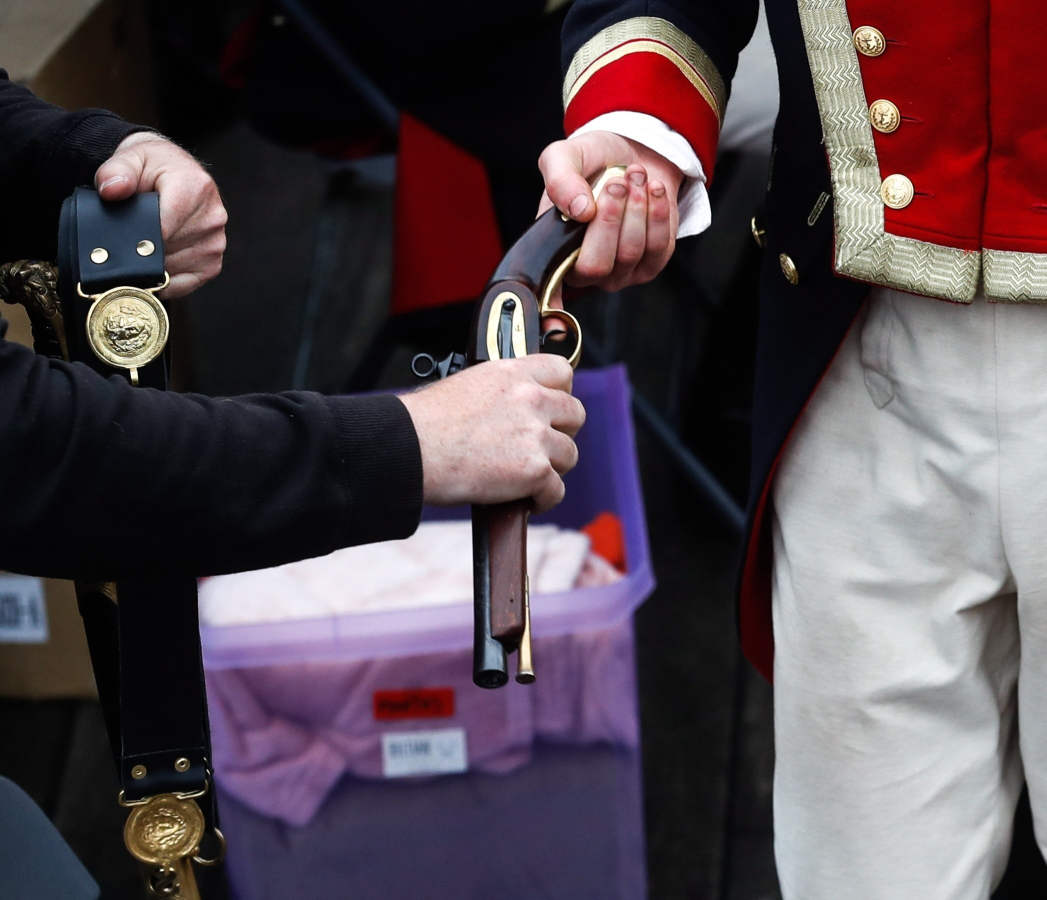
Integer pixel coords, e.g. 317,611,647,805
472,508,509,688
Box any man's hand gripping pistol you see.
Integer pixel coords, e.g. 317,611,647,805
413,167,626,689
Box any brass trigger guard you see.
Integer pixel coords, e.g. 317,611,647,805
538,247,583,369
537,164,626,370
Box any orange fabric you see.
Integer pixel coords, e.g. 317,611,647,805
581,511,627,572
564,52,721,183
391,113,503,315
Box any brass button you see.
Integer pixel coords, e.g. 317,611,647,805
869,99,900,133
880,173,914,209
853,25,886,57
136,239,155,257
779,253,799,285
750,215,767,248
90,247,109,264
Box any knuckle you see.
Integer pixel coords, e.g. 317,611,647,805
650,199,671,223
547,476,566,508
564,439,580,471
597,202,624,226
525,453,551,485
210,205,229,230
617,243,644,266
573,255,613,281
538,140,566,173
515,380,543,411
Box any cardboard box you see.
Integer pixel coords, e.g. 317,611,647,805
0,0,157,123
0,269,97,699
0,575,97,699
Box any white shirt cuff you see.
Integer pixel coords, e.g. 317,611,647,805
568,111,712,238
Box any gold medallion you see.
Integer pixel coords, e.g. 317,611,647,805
85,286,169,371
124,794,205,865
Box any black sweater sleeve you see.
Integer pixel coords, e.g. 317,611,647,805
0,337,423,580
0,68,147,261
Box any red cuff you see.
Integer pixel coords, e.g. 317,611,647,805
564,51,721,182
562,18,725,183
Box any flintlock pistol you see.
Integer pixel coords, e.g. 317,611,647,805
414,165,626,689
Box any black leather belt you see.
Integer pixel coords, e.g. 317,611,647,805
57,188,222,899
58,187,168,387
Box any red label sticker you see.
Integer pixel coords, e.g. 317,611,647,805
373,688,455,721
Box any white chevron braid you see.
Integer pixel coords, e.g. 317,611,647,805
796,0,979,301
984,250,1047,302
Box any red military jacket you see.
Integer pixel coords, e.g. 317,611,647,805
560,1,1047,678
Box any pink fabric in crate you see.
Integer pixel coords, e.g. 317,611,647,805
206,619,638,827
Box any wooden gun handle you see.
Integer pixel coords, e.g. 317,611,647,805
471,499,528,689
485,499,529,642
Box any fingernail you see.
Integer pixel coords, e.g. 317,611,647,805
569,195,589,217
650,181,666,197
606,182,627,199
99,175,128,190
629,170,646,186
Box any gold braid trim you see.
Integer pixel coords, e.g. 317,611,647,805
796,0,979,301
563,16,726,125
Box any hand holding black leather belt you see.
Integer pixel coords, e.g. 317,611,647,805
55,187,223,900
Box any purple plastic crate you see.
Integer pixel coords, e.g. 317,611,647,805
200,365,654,669
200,365,654,899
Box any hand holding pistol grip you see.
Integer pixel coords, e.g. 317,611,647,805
467,165,626,689
468,278,540,689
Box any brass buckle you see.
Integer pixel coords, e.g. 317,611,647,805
118,781,208,808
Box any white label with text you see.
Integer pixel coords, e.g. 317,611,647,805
381,727,468,778
0,575,48,643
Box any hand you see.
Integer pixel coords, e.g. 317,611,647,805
94,132,228,299
537,130,683,292
398,355,586,513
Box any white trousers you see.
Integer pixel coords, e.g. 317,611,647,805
771,288,1047,899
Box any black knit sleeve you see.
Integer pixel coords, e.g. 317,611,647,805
0,337,423,580
0,69,148,262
